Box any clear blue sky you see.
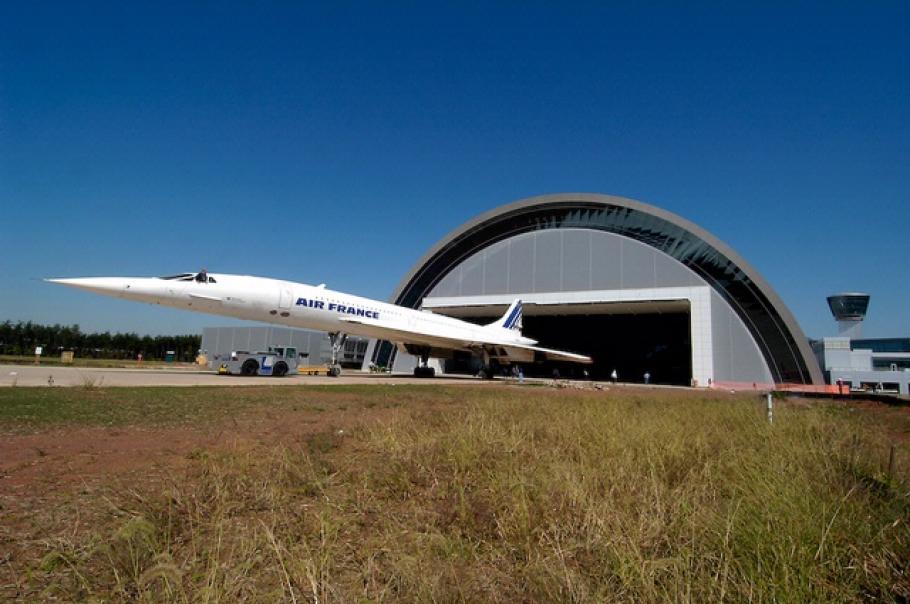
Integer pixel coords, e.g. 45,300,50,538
1,2,907,338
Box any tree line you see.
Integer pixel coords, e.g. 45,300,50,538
0,321,201,361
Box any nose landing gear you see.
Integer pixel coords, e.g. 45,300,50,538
328,332,346,377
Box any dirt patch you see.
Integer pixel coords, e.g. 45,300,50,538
0,400,394,497
0,426,202,493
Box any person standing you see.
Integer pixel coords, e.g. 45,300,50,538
610,368,618,383
643,371,651,384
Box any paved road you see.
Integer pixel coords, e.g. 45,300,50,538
0,364,484,387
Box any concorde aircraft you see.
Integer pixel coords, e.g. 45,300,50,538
47,271,591,377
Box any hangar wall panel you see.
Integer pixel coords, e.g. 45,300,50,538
562,230,591,291
709,291,773,384
432,229,705,296
483,241,509,295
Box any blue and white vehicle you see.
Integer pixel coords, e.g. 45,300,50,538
48,270,592,377
215,346,301,377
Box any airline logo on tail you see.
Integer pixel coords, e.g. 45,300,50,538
496,300,523,331
503,301,522,330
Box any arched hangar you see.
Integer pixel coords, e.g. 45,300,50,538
366,193,823,387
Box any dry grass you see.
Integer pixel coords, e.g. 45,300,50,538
3,387,909,602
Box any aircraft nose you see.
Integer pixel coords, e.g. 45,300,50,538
45,277,133,295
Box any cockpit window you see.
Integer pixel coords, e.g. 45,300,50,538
159,272,215,282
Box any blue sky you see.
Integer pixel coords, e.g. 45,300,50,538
1,2,907,338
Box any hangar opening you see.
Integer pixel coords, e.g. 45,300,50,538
366,193,823,387
431,301,692,384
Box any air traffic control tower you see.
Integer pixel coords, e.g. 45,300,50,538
827,293,870,339
817,292,910,395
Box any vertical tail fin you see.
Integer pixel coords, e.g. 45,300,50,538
488,299,523,332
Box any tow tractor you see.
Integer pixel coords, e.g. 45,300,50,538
215,346,302,377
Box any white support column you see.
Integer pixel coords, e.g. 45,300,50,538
688,287,714,387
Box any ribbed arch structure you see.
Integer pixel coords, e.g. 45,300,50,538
387,193,822,385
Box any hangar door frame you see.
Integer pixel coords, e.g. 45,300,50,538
422,286,714,385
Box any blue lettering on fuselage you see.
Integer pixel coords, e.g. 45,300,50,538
297,297,378,319
295,298,326,309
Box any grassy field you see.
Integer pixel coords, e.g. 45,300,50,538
2,385,909,602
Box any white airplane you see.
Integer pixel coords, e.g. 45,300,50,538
47,270,592,377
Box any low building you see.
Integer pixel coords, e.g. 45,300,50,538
815,337,910,395
812,293,909,395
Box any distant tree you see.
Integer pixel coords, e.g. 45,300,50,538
0,320,200,360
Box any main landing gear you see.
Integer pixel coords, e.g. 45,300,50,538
413,351,435,378
328,332,346,377
476,350,496,380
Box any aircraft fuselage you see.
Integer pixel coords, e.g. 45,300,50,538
49,273,536,350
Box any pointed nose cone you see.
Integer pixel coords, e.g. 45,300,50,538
46,277,134,297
